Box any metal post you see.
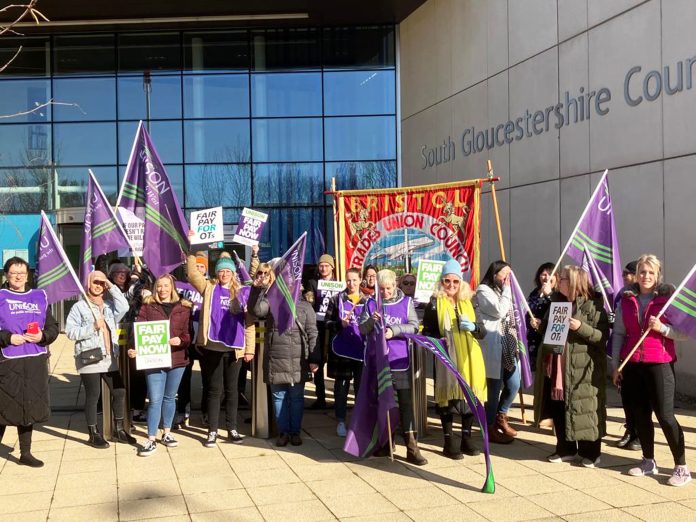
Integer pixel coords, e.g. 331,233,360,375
143,70,152,132
252,320,273,438
410,343,428,438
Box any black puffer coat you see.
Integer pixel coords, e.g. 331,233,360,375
250,287,319,385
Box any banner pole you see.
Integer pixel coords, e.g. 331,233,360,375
386,409,394,462
331,177,342,281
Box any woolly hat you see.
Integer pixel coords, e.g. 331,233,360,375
318,254,335,269
215,257,236,273
624,260,638,274
108,262,129,276
441,259,462,279
195,255,208,270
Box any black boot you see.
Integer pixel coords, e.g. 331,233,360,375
0,424,5,445
113,418,137,445
404,432,428,466
441,416,463,460
18,425,44,467
88,425,110,449
460,414,480,456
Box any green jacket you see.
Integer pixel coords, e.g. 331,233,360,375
533,293,609,441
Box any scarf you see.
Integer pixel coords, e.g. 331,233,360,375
544,352,565,401
435,295,487,405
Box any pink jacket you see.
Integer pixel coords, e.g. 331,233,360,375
620,288,675,364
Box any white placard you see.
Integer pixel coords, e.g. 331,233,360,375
134,320,172,370
190,207,224,245
543,302,572,346
117,207,143,257
318,280,345,292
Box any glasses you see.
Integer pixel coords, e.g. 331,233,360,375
256,271,268,277
401,281,415,286
8,272,28,278
443,279,460,285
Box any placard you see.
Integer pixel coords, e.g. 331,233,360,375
543,302,572,346
117,207,143,257
414,259,446,302
232,207,268,247
190,207,224,247
134,320,172,370
317,280,345,293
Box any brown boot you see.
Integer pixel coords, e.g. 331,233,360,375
487,424,514,444
496,413,518,437
404,432,428,466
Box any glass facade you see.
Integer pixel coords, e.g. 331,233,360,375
0,26,398,260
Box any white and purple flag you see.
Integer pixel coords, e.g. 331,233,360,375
267,232,306,335
36,211,84,304
116,121,188,277
80,170,131,286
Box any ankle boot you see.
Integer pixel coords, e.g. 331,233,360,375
88,425,110,449
496,413,517,437
487,424,514,444
403,432,428,466
460,416,480,456
0,424,5,445
113,418,137,445
441,419,463,460
19,452,44,467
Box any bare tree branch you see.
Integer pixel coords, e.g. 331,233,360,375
0,99,86,120
0,0,47,37
0,44,20,73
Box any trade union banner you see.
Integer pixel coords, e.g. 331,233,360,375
334,180,482,285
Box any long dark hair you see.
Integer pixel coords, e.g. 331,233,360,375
533,262,555,289
480,260,510,288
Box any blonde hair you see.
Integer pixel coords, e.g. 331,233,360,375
434,277,473,301
153,274,180,304
636,253,663,288
377,269,396,287
255,262,276,287
561,265,592,302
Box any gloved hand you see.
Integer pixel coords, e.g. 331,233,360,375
458,319,476,332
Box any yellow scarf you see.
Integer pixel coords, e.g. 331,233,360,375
435,295,487,405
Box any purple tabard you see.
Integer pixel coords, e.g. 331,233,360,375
0,288,49,358
332,298,365,361
207,285,245,349
383,296,410,371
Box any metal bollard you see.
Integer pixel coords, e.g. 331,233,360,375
251,320,275,438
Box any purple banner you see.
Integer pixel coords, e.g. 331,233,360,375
510,271,533,389
664,263,696,341
266,232,306,335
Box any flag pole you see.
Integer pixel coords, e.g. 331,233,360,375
386,409,394,462
551,169,609,277
618,262,696,373
583,243,613,313
331,177,343,282
487,161,526,424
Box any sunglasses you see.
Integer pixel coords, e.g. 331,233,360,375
256,271,269,276
443,278,460,285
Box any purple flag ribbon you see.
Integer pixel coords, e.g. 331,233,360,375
80,170,131,287
266,232,307,335
510,271,533,389
117,121,188,277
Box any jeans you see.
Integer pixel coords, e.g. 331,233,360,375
82,371,126,426
485,362,521,425
202,350,243,432
334,371,362,422
145,367,186,437
270,383,305,435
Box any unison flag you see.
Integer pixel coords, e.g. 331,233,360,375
80,170,131,286
564,170,622,302
581,245,613,314
37,211,84,305
402,333,494,494
267,232,306,334
510,271,533,389
663,263,696,340
116,121,188,276
344,295,399,459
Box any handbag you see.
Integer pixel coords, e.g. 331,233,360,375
80,347,104,366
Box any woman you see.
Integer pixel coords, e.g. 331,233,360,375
526,262,556,368
534,266,608,467
250,263,319,447
0,257,59,467
65,270,136,449
187,253,255,448
422,259,486,459
328,267,366,437
612,254,690,486
398,273,417,298
128,274,192,456
359,269,426,465
475,260,520,443
360,264,378,297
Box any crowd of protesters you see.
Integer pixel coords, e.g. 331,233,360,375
0,250,691,487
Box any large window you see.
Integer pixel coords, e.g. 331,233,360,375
0,26,397,260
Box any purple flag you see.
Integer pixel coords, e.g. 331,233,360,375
117,121,188,277
231,251,253,286
401,333,495,494
510,271,533,389
344,295,399,459
80,170,131,287
663,263,696,341
267,232,307,335
581,246,613,314
565,170,622,303
36,211,84,305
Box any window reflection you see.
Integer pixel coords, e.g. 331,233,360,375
253,163,324,205
56,166,118,206
184,120,250,163
0,167,51,211
54,35,115,75
118,75,182,120
0,37,50,76
326,161,397,191
184,164,251,207
251,28,320,71
54,77,116,121
0,124,51,167
252,118,322,162
54,122,116,166
119,120,182,164
0,79,50,122
324,70,395,116
251,73,321,117
184,32,249,73
258,207,325,263
325,116,396,161
323,26,395,69
183,75,249,118
118,33,181,73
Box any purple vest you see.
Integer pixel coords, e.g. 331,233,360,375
208,285,246,350
176,282,202,323
383,295,411,371
332,295,365,361
0,288,49,359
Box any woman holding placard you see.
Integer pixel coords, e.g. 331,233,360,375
66,270,135,449
128,274,191,457
533,266,609,467
611,254,690,486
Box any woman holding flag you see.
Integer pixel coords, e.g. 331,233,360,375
0,257,59,467
611,254,690,486
422,259,486,459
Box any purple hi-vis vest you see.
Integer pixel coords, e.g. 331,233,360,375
208,285,247,350
0,288,48,359
332,295,365,361
175,282,202,322
383,295,411,371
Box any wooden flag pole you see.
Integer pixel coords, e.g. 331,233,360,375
331,177,343,281
386,409,394,462
487,160,527,424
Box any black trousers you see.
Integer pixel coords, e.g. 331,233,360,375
622,362,685,465
620,380,637,436
545,378,601,460
0,424,33,453
202,349,242,432
128,356,147,411
177,347,208,415
82,371,126,426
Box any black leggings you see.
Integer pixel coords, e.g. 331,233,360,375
0,424,34,453
202,349,242,432
82,371,126,426
177,347,208,415
622,362,685,465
